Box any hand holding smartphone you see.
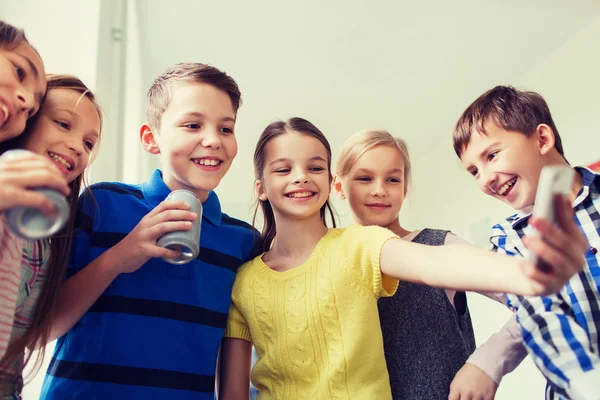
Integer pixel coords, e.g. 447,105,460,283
529,166,575,272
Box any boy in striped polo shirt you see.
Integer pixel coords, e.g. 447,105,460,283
41,63,258,399
454,85,599,400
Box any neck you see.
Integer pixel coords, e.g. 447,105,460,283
270,211,328,258
544,156,582,203
571,168,584,203
162,170,210,202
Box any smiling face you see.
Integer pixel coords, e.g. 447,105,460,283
459,122,552,211
22,88,100,184
141,82,238,202
256,131,331,222
336,145,407,228
0,40,46,141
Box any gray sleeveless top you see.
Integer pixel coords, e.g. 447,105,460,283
378,229,476,400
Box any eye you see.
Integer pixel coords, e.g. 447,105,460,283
309,166,325,172
469,168,478,177
487,151,499,161
356,177,371,182
183,123,201,130
220,126,234,135
388,177,401,183
274,168,290,173
13,63,25,81
84,140,95,150
55,120,69,129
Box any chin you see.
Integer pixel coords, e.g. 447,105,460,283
190,181,219,193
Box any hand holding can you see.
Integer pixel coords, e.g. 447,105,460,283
156,190,202,264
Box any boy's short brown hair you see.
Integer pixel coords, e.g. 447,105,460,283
146,62,242,130
452,85,565,159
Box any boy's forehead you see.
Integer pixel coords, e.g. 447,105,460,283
459,130,490,163
166,82,235,117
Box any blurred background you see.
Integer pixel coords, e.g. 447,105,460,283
2,0,599,398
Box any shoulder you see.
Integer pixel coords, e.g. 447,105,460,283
86,181,144,202
220,213,259,236
325,225,398,253
219,213,260,258
234,255,265,284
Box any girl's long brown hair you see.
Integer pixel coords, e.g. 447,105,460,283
252,117,337,253
0,75,103,382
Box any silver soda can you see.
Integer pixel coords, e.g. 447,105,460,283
157,189,202,265
7,188,70,240
1,149,70,240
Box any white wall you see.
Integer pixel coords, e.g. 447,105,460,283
383,15,600,399
0,1,100,89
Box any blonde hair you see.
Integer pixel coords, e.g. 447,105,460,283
336,129,411,188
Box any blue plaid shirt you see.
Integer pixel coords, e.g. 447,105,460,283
490,167,600,400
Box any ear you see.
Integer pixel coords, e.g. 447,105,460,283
140,123,160,155
332,174,346,199
255,179,268,201
536,124,556,156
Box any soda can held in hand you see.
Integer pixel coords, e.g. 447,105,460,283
7,188,70,240
2,150,70,240
157,189,202,265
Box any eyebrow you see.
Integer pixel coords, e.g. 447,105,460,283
355,167,403,174
477,141,501,160
16,53,39,79
52,108,100,138
269,156,327,166
181,111,235,123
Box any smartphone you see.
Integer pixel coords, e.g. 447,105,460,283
529,165,574,272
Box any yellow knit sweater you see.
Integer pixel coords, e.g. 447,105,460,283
225,225,399,399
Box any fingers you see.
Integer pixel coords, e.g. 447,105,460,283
524,194,587,284
525,222,585,274
0,160,70,196
522,235,577,279
149,220,194,239
144,200,192,219
0,187,57,214
150,244,182,260
553,195,589,249
448,388,460,400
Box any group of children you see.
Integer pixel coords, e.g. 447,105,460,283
0,18,597,400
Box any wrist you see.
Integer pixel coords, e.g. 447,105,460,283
102,245,130,277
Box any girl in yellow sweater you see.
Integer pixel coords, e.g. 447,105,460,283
218,117,587,400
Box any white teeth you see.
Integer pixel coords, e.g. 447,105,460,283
48,152,72,170
288,192,313,198
0,104,7,123
195,159,220,166
498,178,517,196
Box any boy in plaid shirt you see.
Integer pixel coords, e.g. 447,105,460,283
453,85,598,400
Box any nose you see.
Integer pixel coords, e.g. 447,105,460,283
371,180,386,197
16,86,35,116
479,168,497,193
66,137,84,156
201,127,221,149
294,170,309,184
